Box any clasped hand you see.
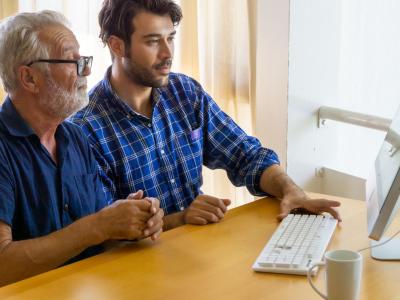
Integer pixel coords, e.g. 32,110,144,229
184,194,231,225
98,190,164,241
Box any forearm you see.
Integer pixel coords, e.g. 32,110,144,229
0,214,104,286
259,164,305,199
259,165,342,220
162,211,185,231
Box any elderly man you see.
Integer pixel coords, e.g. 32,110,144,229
0,10,164,286
71,0,341,231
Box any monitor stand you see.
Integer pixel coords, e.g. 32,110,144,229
371,237,400,260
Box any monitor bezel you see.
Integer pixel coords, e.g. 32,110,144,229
367,113,400,241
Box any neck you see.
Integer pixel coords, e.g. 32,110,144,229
11,93,60,162
110,64,153,118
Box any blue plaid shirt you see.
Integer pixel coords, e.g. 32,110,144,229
71,69,280,214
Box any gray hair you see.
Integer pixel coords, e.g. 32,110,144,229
0,10,71,93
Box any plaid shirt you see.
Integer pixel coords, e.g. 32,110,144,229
70,69,280,214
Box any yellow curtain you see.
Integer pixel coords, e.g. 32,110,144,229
0,0,18,102
0,0,17,19
176,0,258,207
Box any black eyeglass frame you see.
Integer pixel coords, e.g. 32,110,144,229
27,56,93,76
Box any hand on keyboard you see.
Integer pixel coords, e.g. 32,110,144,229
277,192,342,222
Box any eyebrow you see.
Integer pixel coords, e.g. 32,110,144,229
63,46,74,52
61,42,80,53
58,46,76,58
142,30,177,39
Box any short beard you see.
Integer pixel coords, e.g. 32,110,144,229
42,75,89,119
123,53,171,88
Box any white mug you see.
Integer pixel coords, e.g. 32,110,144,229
307,249,362,300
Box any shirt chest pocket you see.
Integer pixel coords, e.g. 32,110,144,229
172,127,203,182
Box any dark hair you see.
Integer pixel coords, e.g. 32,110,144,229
99,0,182,46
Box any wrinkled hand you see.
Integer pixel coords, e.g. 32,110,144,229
127,191,164,241
277,191,342,222
96,196,153,241
184,194,231,225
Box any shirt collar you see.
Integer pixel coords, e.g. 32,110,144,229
101,67,162,119
0,96,71,143
0,97,35,137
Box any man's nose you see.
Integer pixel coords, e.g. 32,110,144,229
159,40,173,59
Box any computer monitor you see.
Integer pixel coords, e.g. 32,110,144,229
367,106,400,260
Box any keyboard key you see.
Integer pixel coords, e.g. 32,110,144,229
252,214,337,275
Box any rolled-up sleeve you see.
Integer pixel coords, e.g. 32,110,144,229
199,87,280,196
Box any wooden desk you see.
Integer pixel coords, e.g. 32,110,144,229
0,194,399,300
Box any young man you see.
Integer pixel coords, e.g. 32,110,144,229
71,0,341,230
0,10,163,286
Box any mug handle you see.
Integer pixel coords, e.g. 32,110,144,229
307,262,328,300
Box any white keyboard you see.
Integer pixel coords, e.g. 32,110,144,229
252,214,338,276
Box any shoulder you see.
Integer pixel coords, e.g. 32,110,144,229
166,72,204,93
69,81,111,135
73,82,106,121
88,79,108,103
0,120,19,156
160,72,209,108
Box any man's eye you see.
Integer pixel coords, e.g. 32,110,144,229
147,40,159,45
168,36,175,42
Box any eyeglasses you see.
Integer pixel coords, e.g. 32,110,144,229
27,56,93,76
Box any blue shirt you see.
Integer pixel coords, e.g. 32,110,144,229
71,70,280,214
0,98,107,263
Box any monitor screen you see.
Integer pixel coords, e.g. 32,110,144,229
367,106,400,249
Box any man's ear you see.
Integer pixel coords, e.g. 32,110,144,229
17,66,40,94
107,35,127,58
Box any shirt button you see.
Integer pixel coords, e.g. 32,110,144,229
64,203,69,212
160,149,165,155
170,179,175,184
180,206,185,211
147,123,152,128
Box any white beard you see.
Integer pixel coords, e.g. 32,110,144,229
41,75,89,119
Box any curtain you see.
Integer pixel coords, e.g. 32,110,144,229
0,0,17,17
0,0,18,102
176,0,258,207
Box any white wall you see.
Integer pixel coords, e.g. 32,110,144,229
288,0,400,197
287,0,342,192
255,0,290,169
335,1,400,178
